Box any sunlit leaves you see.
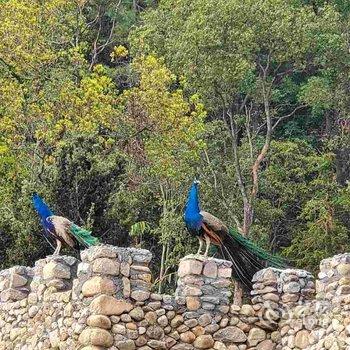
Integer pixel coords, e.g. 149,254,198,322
299,77,333,112
122,55,206,182
131,0,342,110
0,0,79,76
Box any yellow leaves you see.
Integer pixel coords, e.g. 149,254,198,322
134,55,176,92
110,45,129,62
44,155,55,165
0,0,79,75
122,55,206,182
31,70,119,146
64,44,89,67
0,78,26,146
0,0,51,74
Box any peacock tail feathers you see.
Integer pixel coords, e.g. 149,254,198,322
69,224,99,248
229,228,287,269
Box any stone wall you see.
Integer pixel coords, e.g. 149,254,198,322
277,254,350,350
0,244,350,350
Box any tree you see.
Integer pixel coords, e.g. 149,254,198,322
1,0,350,299
132,0,344,232
131,0,346,303
116,55,206,292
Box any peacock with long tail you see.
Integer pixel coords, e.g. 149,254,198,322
32,193,99,255
183,180,286,289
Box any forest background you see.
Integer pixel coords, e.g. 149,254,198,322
1,0,350,293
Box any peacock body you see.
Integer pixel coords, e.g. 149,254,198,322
32,193,99,255
183,181,287,289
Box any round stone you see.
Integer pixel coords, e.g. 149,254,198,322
146,325,164,340
129,307,144,321
82,276,116,297
90,295,133,315
145,311,157,325
247,327,266,346
131,290,150,302
170,315,184,328
213,326,247,343
116,339,136,350
112,324,126,335
180,331,196,343
92,258,119,275
78,327,113,347
157,315,168,327
257,339,275,350
193,335,215,349
294,330,310,348
87,315,111,329
43,261,70,279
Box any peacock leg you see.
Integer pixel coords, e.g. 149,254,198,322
196,238,204,255
53,239,61,255
204,235,211,257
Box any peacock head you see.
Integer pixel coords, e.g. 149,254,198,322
193,179,200,186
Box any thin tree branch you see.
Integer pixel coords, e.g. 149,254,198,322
272,105,307,131
89,1,120,70
228,110,249,207
251,78,272,200
204,149,218,189
0,57,24,83
244,102,254,160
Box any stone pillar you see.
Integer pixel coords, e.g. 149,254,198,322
175,255,232,315
251,267,315,329
76,245,152,301
128,247,153,302
77,245,152,350
31,255,78,299
317,253,350,306
0,266,33,302
251,268,282,330
279,269,315,305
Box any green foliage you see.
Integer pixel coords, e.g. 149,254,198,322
131,0,343,112
1,0,350,291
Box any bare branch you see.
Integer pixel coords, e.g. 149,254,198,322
272,104,307,131
228,110,249,207
89,1,121,70
204,149,218,189
244,103,254,161
251,78,272,200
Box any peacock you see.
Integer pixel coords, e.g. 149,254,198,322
32,193,99,255
183,180,286,289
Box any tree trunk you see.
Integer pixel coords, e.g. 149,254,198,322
158,243,166,293
227,111,250,305
242,201,253,236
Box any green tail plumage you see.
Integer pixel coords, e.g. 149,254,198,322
218,227,288,288
229,228,287,269
70,224,99,248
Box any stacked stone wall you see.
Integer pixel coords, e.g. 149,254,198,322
1,244,350,350
277,254,350,350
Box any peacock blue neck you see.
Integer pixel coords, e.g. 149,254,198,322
32,193,54,220
184,182,202,229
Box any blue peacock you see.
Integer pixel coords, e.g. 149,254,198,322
184,180,286,289
32,193,99,255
